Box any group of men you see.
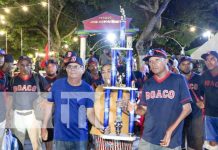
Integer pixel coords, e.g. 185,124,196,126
0,48,217,150
131,49,218,150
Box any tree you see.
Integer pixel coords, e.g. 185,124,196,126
1,0,218,60
0,0,100,56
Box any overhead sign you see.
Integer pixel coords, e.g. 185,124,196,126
82,12,132,31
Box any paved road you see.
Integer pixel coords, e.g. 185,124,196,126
24,140,55,150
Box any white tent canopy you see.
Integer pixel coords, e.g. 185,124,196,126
191,33,218,59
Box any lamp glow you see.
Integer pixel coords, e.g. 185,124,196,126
4,8,10,14
73,37,78,42
0,30,5,35
41,1,47,7
189,26,196,32
106,33,116,43
22,6,29,12
1,20,6,25
0,15,5,20
203,30,212,38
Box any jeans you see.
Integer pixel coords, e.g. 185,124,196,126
139,139,181,150
55,140,88,150
182,114,204,150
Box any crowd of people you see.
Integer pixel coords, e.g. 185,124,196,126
0,48,217,150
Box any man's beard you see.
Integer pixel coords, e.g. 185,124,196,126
47,73,56,77
21,70,30,75
181,70,191,75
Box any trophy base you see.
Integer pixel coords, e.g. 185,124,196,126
100,134,136,141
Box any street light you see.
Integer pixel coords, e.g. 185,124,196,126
73,37,79,42
41,1,47,7
189,26,196,32
202,30,212,38
3,8,10,14
0,30,7,54
106,33,117,43
22,5,28,12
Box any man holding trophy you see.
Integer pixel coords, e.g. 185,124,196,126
129,49,192,150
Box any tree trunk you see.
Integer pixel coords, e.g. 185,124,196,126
136,0,171,68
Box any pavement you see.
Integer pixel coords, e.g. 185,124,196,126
24,139,55,150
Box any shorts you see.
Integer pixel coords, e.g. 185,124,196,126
204,115,218,142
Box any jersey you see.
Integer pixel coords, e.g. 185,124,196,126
10,73,49,110
140,72,192,148
48,78,94,142
200,70,218,117
0,70,7,122
45,76,57,86
133,71,144,90
90,71,104,89
186,73,202,118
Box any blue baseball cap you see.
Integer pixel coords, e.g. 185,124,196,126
179,56,192,65
64,51,77,58
65,55,84,67
18,56,32,63
0,50,6,56
143,48,167,61
4,54,14,63
201,50,218,60
87,57,98,65
45,59,58,66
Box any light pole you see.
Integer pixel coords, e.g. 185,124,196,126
48,0,51,52
21,28,23,56
5,32,7,53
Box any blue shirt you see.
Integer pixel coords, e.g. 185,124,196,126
140,73,192,148
186,73,202,118
200,70,218,117
0,71,6,122
48,78,94,141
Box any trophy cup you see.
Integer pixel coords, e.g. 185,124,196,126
101,6,137,141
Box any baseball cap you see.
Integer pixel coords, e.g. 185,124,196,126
0,50,6,56
201,50,218,60
45,59,58,66
179,56,192,65
87,57,98,65
18,56,32,63
64,51,77,58
143,48,167,61
65,55,84,67
4,54,14,63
